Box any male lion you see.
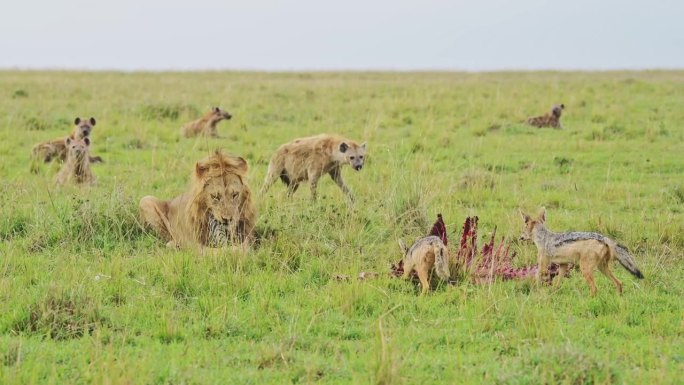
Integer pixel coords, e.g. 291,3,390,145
139,151,256,250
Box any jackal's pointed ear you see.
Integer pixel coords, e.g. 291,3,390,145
538,207,547,223
339,142,349,153
74,117,81,125
519,209,530,223
398,239,408,255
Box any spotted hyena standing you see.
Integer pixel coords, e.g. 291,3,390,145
261,134,367,201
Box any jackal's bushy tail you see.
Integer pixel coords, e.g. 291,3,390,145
615,244,644,279
434,244,450,281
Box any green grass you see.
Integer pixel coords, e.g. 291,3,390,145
0,71,683,384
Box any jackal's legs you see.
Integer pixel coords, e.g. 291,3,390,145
553,263,571,287
580,260,598,296
598,262,623,295
416,266,431,295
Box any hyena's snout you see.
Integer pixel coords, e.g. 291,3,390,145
351,158,364,171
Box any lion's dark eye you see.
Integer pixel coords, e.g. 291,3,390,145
232,192,239,199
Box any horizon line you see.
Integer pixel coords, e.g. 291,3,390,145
1,66,684,74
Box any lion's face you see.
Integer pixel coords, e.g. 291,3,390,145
194,153,250,228
202,174,247,224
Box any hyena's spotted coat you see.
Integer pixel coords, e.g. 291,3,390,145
527,104,564,128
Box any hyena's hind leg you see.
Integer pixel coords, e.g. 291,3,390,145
260,162,282,196
287,182,300,197
139,196,174,245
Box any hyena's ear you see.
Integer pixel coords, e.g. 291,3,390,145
84,137,91,146
519,209,530,223
74,117,81,125
213,107,220,113
560,104,565,109
397,239,408,255
339,142,349,153
360,142,367,151
89,117,96,126
538,207,547,223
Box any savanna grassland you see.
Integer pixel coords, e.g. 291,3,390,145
0,71,683,384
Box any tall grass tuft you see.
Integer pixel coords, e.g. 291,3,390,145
9,290,108,340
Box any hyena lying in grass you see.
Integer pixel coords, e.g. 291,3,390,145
180,107,232,138
55,137,95,185
397,236,451,294
261,134,366,201
519,208,644,295
31,117,103,171
527,104,564,128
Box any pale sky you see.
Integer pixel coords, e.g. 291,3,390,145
1,0,682,71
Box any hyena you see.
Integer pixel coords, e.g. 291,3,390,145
180,107,232,138
55,137,95,185
260,134,367,201
519,207,644,295
527,104,565,128
31,117,103,171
